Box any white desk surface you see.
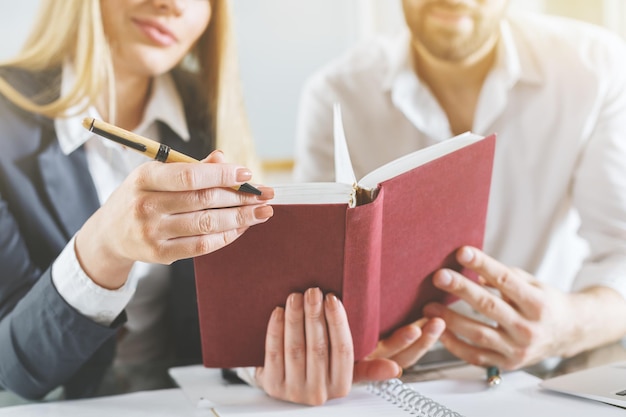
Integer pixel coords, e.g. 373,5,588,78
0,388,198,417
1,365,624,417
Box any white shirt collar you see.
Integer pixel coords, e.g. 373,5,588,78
383,19,543,94
496,19,543,87
55,63,190,156
382,19,544,139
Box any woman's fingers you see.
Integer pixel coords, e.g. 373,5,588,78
303,288,330,388
324,293,354,397
134,185,273,217
258,307,286,393
257,289,357,406
283,293,307,388
131,160,252,192
369,320,425,360
154,204,273,240
388,318,445,368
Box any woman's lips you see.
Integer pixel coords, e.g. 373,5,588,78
133,18,177,46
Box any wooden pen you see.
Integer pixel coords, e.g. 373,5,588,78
82,117,261,195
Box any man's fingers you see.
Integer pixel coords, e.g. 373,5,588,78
423,302,520,354
439,330,509,370
456,247,542,316
431,268,520,331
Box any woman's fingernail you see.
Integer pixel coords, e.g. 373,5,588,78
325,293,339,310
305,287,322,305
272,306,284,322
256,186,275,201
288,293,303,310
236,168,252,182
254,205,274,220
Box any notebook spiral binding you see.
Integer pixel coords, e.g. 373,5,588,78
368,379,465,417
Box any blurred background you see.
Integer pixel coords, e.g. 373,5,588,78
1,0,624,178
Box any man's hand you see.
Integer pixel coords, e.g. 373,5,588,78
423,246,626,370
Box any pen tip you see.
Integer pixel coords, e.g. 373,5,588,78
488,375,502,387
82,117,95,131
238,183,262,196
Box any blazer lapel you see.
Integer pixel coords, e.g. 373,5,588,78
38,138,100,240
158,121,212,160
32,69,211,240
36,124,207,243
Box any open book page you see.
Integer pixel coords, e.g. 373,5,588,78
270,104,484,205
269,181,353,205
333,103,357,187
357,131,484,190
269,103,355,205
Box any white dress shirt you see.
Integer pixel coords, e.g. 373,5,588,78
294,13,626,299
51,64,191,364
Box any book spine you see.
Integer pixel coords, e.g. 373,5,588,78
368,379,464,417
343,193,384,360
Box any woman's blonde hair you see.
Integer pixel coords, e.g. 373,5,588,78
0,0,260,174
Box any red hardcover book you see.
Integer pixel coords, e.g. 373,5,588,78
194,106,496,368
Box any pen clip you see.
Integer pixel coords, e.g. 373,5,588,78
90,123,147,153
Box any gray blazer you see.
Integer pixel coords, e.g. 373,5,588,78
0,67,214,399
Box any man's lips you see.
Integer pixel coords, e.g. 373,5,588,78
428,5,473,25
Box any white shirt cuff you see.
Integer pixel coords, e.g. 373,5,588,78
574,260,626,300
51,235,135,326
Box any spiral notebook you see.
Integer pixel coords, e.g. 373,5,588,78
169,365,625,417
169,365,463,416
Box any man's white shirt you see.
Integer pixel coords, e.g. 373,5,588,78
294,13,626,299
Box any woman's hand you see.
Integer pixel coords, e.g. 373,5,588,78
255,288,402,406
255,288,442,405
75,151,273,289
255,288,353,406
